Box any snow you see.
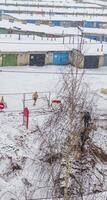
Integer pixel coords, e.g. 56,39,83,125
0,0,107,199
0,65,61,92
83,191,107,200
0,65,107,199
83,0,107,7
0,40,76,52
0,65,107,111
0,65,107,113
0,4,106,15
0,33,90,52
0,34,77,52
0,32,106,55
5,12,107,22
0,20,81,36
0,65,61,199
0,0,101,8
79,42,107,55
82,27,107,35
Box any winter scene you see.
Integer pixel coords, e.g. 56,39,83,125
0,0,107,199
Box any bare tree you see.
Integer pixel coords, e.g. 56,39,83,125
33,67,107,200
4,67,106,200
26,68,82,198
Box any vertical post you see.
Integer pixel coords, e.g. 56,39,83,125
23,93,26,110
33,34,35,40
18,33,21,40
73,36,74,44
63,36,65,44
26,108,29,129
80,32,83,52
69,35,71,44
23,93,26,125
101,44,103,52
62,30,64,44
48,92,51,107
23,107,29,129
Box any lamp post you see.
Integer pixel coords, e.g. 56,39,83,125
77,26,83,51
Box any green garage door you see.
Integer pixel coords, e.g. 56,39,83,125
2,54,17,66
0,55,2,66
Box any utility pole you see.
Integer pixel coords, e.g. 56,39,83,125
77,26,83,51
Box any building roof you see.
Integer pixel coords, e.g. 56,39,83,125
82,27,107,36
0,4,106,15
0,32,106,55
0,0,101,8
4,13,107,22
0,20,82,36
0,34,80,52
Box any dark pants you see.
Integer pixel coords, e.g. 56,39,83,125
84,120,89,128
33,98,37,105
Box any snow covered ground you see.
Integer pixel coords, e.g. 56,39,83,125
1,65,107,120
0,65,107,199
0,19,107,198
0,0,106,198
0,65,60,199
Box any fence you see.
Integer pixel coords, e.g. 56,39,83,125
0,91,52,113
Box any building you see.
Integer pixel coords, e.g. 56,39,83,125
71,49,104,68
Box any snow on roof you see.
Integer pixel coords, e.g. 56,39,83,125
5,13,107,22
0,43,71,52
0,34,79,52
0,5,106,15
0,33,106,55
83,0,107,7
0,0,101,8
0,20,81,36
81,43,105,55
82,27,107,36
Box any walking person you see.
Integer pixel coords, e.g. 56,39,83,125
32,92,38,106
82,111,91,128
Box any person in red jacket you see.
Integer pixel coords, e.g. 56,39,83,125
0,96,7,109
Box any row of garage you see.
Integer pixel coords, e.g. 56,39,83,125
0,51,70,66
0,50,107,68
